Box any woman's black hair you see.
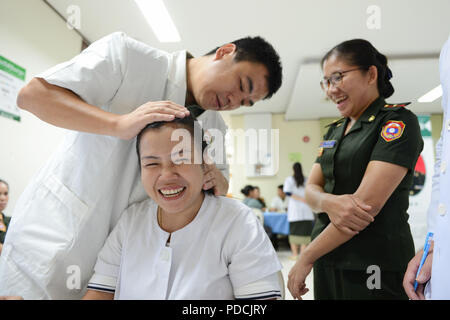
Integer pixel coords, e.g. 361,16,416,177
241,185,255,197
0,179,8,190
321,39,394,98
293,162,305,187
136,115,213,194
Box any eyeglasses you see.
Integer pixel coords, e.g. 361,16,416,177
320,67,364,91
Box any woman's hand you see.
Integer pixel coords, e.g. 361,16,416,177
287,256,314,300
202,164,229,196
322,194,373,236
305,164,372,236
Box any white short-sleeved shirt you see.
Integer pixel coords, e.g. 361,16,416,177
283,176,314,222
270,196,288,212
87,194,282,300
0,32,228,299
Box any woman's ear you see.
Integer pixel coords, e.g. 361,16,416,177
368,65,378,85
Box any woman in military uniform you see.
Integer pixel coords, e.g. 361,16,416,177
0,179,11,255
287,39,423,300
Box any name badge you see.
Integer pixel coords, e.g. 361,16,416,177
319,140,336,148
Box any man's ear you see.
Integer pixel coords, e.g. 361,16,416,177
213,43,237,61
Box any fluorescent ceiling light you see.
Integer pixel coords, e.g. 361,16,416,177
418,85,442,103
134,0,181,42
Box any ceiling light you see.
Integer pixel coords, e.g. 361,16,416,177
134,0,181,43
418,85,442,103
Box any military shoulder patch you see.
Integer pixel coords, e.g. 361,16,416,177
381,120,406,142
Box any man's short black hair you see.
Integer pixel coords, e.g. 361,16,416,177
205,36,282,100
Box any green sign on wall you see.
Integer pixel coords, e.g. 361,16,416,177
0,55,26,122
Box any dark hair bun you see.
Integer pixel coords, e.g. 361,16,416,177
241,185,254,196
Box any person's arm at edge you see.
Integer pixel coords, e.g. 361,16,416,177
82,290,114,300
403,135,443,300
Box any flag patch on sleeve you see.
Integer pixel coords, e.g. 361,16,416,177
381,120,405,142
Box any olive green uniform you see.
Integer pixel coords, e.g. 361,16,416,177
0,212,11,244
312,96,424,300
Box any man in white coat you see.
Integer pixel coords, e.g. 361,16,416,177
0,32,282,299
403,35,450,300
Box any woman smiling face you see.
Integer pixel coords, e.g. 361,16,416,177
138,123,205,216
322,54,379,120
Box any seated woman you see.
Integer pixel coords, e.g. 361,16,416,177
0,179,11,255
83,115,282,300
241,185,264,210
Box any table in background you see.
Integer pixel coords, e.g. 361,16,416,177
263,211,289,235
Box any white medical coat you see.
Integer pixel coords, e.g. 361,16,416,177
87,194,282,299
0,32,228,299
283,176,314,222
427,35,450,299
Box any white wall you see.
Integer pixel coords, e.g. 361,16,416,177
0,0,82,216
228,114,322,206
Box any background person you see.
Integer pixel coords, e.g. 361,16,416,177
269,185,288,212
287,39,423,300
283,163,314,260
241,185,264,210
0,180,10,256
254,186,267,211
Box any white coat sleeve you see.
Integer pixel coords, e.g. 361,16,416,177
427,135,442,234
428,35,450,234
36,32,128,110
225,207,282,289
87,210,129,293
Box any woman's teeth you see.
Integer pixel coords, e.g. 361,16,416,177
160,187,185,197
336,96,348,104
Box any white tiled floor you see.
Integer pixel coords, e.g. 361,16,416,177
277,248,314,300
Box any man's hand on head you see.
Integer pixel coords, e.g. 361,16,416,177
114,101,190,140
